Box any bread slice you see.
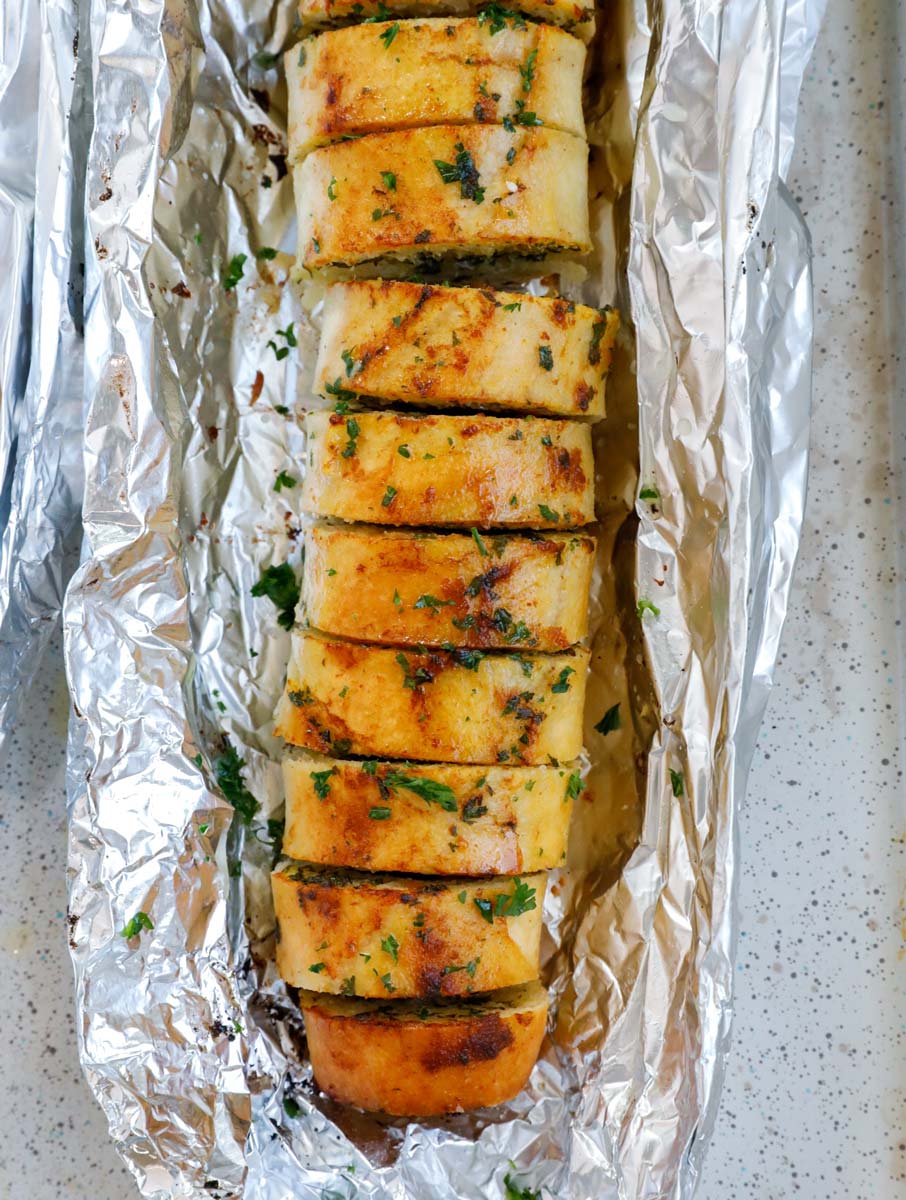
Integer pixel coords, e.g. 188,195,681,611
314,280,619,419
301,409,595,529
300,979,549,1115
272,864,546,997
283,753,576,873
286,20,586,160
274,630,589,763
297,0,596,43
294,125,590,269
300,524,595,651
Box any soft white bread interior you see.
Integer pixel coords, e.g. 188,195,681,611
273,863,547,997
294,124,590,269
299,524,596,650
314,279,618,419
282,752,577,873
274,630,590,764
301,409,595,529
286,20,586,159
299,978,549,1115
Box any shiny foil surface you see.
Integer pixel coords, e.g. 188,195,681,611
54,0,824,1195
0,0,85,754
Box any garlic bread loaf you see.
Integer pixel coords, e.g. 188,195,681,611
274,631,589,763
300,979,549,1115
300,524,595,650
286,20,586,159
297,0,596,43
301,409,595,528
273,864,546,996
315,280,619,419
283,753,576,873
295,125,590,269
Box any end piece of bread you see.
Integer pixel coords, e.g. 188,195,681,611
300,979,549,1115
301,409,595,529
283,753,576,873
297,0,595,42
294,125,590,269
273,864,547,997
300,524,595,650
315,280,618,420
286,20,586,160
274,630,589,764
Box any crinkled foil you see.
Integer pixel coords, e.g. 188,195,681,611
0,0,85,755
60,0,823,1196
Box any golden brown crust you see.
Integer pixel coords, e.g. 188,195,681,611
301,409,595,528
272,865,546,997
300,980,549,1115
294,125,590,269
283,753,576,873
300,524,595,650
315,280,618,420
274,631,589,764
286,21,586,159
297,0,596,42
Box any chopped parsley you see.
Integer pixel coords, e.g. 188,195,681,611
380,933,400,961
368,806,392,820
283,1096,302,1118
433,143,485,203
222,253,247,290
274,470,296,492
379,20,399,47
477,3,526,34
513,99,542,126
442,958,480,977
256,246,278,260
503,300,522,312
381,170,397,191
518,48,538,92
640,485,660,501
340,348,363,377
504,1173,541,1200
565,772,584,801
637,598,660,618
379,771,457,811
215,745,259,825
538,504,560,522
550,666,575,693
588,306,614,364
669,769,684,797
121,911,153,939
251,562,299,630
594,702,621,735
324,377,355,403
414,593,456,613
309,962,326,973
397,443,411,457
474,878,537,923
310,767,338,800
461,795,488,823
381,485,398,508
538,344,554,371
327,176,338,201
340,977,356,995
341,416,360,458
396,651,433,690
471,527,489,557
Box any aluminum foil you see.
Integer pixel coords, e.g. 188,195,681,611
0,0,85,755
61,0,824,1196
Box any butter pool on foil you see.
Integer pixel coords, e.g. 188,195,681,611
54,0,824,1196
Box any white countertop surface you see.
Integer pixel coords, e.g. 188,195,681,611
0,1,902,1196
